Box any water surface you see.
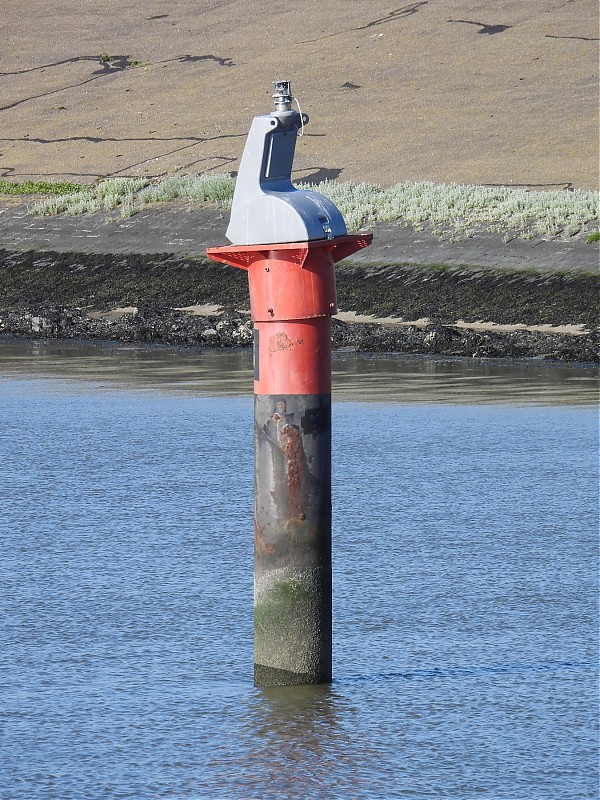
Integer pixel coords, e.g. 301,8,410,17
1,342,597,798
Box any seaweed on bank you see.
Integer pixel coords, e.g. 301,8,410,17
0,248,598,362
1,250,598,330
330,319,599,363
0,306,253,348
1,307,597,363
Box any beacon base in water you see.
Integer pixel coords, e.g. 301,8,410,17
207,81,372,686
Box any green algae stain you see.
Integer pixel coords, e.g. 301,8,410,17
254,578,313,632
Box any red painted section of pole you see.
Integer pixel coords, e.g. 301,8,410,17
253,318,331,396
207,235,372,396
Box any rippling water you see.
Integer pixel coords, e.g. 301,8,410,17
1,342,598,799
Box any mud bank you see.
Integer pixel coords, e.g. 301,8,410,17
1,305,598,362
0,249,598,362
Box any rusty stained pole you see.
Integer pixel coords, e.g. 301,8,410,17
207,81,371,686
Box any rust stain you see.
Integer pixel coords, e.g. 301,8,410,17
262,399,311,526
280,423,304,518
268,332,293,353
254,521,275,556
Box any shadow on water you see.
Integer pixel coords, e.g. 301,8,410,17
341,660,593,685
0,339,596,405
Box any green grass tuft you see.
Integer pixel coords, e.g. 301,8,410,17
0,180,82,196
585,230,600,243
28,177,150,216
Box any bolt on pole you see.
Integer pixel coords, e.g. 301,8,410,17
207,81,372,686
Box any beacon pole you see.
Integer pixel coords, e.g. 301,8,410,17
207,81,372,686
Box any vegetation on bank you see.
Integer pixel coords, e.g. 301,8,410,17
0,179,82,195
0,174,597,241
26,175,232,219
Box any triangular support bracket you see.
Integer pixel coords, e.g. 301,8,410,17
206,234,372,271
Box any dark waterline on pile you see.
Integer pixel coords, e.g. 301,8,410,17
1,342,598,799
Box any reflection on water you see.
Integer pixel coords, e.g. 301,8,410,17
240,686,348,797
0,339,597,404
332,350,598,405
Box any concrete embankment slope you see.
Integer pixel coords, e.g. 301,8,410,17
2,1,598,190
0,201,598,362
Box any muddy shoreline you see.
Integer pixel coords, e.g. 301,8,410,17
0,248,598,363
